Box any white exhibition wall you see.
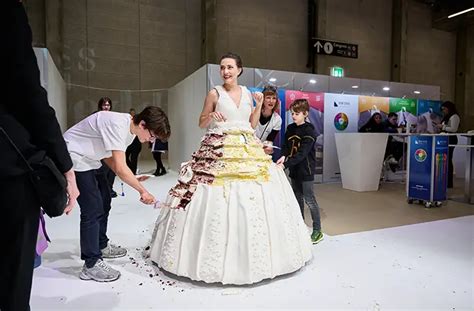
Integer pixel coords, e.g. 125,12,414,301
168,65,207,171
323,94,360,182
33,48,67,132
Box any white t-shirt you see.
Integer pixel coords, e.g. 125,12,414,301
63,111,136,171
255,112,282,141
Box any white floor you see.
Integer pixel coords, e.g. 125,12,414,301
31,170,474,310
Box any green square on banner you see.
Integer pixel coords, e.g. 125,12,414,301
389,98,417,114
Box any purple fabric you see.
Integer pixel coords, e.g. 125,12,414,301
36,211,50,255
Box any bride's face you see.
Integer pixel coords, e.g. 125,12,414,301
220,58,241,84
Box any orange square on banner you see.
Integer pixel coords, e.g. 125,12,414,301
358,96,389,113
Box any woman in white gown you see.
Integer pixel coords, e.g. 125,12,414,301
149,53,312,285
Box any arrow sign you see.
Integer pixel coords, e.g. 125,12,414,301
311,38,358,59
314,41,323,53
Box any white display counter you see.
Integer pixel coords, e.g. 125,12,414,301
335,133,388,192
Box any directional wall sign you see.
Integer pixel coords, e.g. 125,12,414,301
312,38,358,59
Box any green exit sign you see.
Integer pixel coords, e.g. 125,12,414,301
330,66,344,77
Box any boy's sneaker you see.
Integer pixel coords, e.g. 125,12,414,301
79,259,120,282
311,230,324,244
101,243,127,259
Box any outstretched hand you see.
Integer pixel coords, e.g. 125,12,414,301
140,191,156,205
252,92,264,107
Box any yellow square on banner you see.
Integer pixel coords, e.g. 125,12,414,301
358,96,390,113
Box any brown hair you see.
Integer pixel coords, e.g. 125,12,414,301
289,99,309,114
441,101,458,123
133,106,171,141
262,85,280,113
220,52,243,77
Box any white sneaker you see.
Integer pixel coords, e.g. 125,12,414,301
79,259,120,282
101,243,127,259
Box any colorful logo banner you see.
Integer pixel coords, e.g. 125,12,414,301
334,112,349,131
408,136,433,201
323,93,359,182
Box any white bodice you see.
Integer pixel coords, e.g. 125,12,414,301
210,85,253,129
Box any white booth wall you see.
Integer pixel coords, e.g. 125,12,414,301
33,48,67,132
168,65,207,171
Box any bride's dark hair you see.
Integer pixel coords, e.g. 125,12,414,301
220,52,243,77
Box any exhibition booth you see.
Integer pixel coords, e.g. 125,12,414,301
165,63,472,202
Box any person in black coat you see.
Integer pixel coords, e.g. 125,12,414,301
383,112,404,172
359,112,385,133
0,2,79,310
151,139,168,176
276,99,323,244
125,108,142,174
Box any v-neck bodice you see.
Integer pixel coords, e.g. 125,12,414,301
211,85,252,129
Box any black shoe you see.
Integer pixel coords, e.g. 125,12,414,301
110,190,118,198
153,170,160,176
156,168,166,176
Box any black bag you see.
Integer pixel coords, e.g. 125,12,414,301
0,127,68,218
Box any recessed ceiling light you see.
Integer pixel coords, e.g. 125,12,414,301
269,78,277,82
413,90,421,94
309,79,316,84
351,85,359,89
383,87,390,91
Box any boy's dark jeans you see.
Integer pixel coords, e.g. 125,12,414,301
76,169,112,268
291,179,321,232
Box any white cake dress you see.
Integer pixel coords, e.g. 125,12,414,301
149,85,312,285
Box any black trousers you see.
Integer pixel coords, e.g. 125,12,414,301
0,174,40,311
153,152,165,172
385,139,404,162
75,169,112,268
126,137,142,175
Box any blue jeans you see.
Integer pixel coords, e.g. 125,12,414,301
75,168,112,268
291,179,321,231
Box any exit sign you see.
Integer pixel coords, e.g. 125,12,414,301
331,66,344,77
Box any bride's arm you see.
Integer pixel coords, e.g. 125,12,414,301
249,92,264,129
199,89,220,128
